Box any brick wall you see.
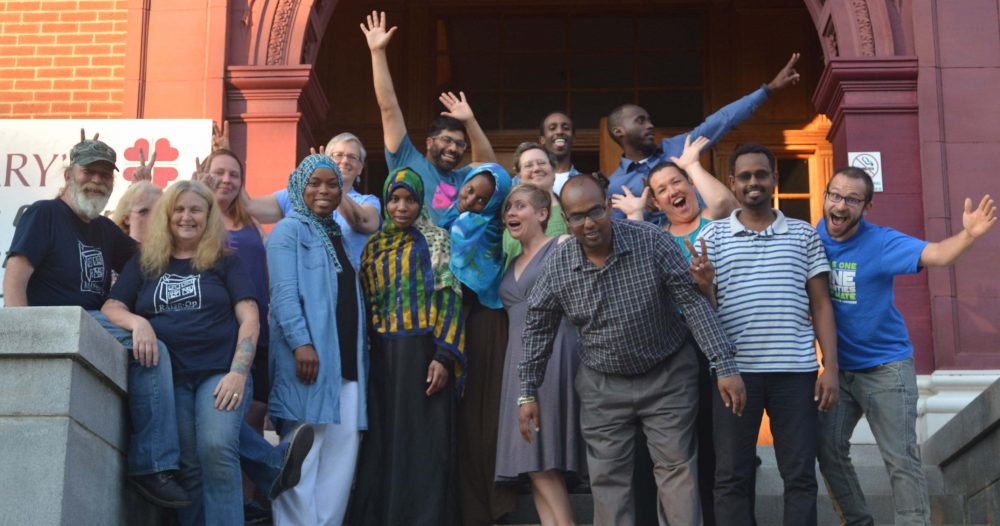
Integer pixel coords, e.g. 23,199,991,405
0,1,127,118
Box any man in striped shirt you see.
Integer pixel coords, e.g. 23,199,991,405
698,144,839,526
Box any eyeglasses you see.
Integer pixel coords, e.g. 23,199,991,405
825,191,866,208
521,159,551,170
330,152,362,164
733,170,773,183
565,205,608,227
433,135,468,149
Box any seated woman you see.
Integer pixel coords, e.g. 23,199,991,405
267,154,368,525
349,167,466,525
501,142,567,268
440,163,518,525
111,181,162,244
102,180,259,524
495,184,585,526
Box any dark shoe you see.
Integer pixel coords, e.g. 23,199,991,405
243,500,271,525
129,471,192,509
268,424,315,500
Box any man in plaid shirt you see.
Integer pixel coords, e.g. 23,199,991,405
518,175,745,526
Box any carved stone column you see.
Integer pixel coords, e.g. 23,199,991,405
225,65,329,199
813,57,931,372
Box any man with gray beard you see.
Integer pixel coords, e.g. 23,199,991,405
3,137,191,508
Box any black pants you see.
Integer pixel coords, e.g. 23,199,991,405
713,372,818,526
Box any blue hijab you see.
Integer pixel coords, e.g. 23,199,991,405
287,153,344,273
442,163,512,309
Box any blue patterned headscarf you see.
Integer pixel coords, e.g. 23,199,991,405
287,153,344,273
444,163,512,309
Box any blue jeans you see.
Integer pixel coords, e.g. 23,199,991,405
88,311,180,475
817,358,931,526
174,372,249,525
713,372,818,526
238,375,287,493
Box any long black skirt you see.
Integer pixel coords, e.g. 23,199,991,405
348,334,459,526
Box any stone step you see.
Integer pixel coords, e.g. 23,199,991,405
496,445,966,526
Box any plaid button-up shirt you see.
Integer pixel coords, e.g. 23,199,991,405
519,220,739,397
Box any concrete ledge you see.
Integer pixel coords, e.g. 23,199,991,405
0,306,127,391
922,378,1000,468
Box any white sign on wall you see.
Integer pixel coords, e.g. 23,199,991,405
847,151,883,192
0,119,212,302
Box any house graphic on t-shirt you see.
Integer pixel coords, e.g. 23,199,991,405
78,241,105,294
154,274,202,313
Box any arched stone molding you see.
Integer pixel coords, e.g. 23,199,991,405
230,0,340,67
802,0,911,62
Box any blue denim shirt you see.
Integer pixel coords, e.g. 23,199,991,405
608,86,770,221
266,213,368,429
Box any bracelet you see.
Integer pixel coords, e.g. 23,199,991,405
517,395,537,406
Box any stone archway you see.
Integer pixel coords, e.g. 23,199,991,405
234,0,933,373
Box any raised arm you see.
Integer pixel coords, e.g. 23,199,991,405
246,194,285,225
671,135,738,220
361,11,405,154
807,273,838,411
2,255,33,306
439,91,496,164
920,194,996,267
337,195,380,234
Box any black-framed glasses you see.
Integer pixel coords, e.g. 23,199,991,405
825,191,866,208
565,205,608,227
733,170,773,183
433,135,468,149
330,152,362,164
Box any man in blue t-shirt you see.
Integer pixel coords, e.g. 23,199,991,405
362,11,497,226
816,167,996,525
2,137,190,508
606,53,803,222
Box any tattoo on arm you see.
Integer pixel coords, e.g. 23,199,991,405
230,337,255,375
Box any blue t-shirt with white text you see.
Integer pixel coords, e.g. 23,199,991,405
109,254,257,376
7,199,135,309
817,218,927,371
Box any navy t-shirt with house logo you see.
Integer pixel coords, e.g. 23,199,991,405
7,199,136,310
109,253,257,377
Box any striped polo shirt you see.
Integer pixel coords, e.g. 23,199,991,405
700,209,829,373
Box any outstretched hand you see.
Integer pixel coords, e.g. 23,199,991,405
192,156,216,190
682,237,715,288
132,147,156,183
212,120,230,152
669,135,710,171
610,184,648,220
360,10,397,52
767,53,801,92
963,194,997,239
439,91,475,123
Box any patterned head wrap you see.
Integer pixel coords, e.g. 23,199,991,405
287,153,344,273
443,163,512,309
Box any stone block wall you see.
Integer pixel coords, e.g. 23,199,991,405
0,0,127,118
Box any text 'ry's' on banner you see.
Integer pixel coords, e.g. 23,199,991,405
0,119,212,302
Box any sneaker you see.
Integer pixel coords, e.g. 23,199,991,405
128,471,192,509
268,424,315,500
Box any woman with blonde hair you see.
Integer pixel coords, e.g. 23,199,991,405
102,180,260,525
110,181,162,243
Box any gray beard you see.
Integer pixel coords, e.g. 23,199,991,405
70,181,111,220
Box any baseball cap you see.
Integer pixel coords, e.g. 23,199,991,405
70,139,119,171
